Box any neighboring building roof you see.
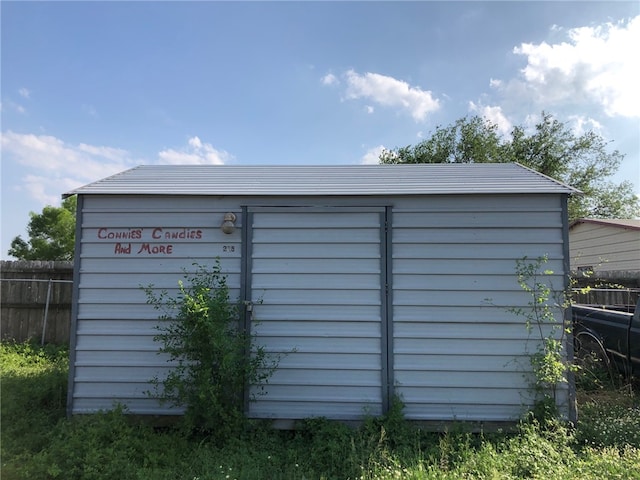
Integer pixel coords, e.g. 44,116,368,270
63,163,578,198
570,218,640,231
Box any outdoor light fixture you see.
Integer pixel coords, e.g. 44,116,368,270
221,212,237,234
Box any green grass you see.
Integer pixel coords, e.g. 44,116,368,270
2,341,640,480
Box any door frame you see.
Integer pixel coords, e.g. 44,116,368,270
239,205,394,416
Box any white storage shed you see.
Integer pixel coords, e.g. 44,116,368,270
64,164,577,425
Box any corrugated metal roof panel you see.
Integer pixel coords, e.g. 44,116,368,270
63,163,578,197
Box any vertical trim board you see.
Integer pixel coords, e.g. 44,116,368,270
66,195,84,417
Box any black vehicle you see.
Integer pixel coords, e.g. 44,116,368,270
572,299,639,379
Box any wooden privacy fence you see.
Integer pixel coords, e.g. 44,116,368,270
1,261,73,344
1,259,637,344
572,271,640,311
571,288,639,311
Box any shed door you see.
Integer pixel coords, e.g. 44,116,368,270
245,207,388,420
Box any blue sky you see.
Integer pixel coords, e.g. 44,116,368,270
2,1,639,259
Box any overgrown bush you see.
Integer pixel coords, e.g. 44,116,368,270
143,261,278,439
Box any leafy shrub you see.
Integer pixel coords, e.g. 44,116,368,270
143,261,278,439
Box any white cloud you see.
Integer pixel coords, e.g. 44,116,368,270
188,137,203,149
158,136,231,165
2,131,129,180
1,131,134,182
521,113,542,133
1,131,138,208
515,112,605,139
567,115,603,135
468,102,513,136
513,15,640,118
2,100,27,114
21,174,78,205
360,145,386,165
157,150,206,164
78,143,129,162
321,73,338,86
18,88,30,99
18,175,57,205
1,132,234,209
342,69,440,122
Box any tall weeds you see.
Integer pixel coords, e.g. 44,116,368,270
2,341,639,480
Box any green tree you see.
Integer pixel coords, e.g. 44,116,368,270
380,112,639,220
9,196,77,261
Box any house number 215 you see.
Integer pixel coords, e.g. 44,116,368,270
222,245,235,253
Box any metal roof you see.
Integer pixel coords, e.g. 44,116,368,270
63,163,578,198
570,218,640,230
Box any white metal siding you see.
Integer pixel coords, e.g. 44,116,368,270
391,197,570,421
70,193,572,422
570,222,640,272
71,196,243,414
248,208,385,419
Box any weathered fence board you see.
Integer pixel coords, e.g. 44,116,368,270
572,271,640,310
571,288,639,311
1,261,73,344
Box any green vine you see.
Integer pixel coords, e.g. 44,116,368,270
143,261,278,438
508,255,577,420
